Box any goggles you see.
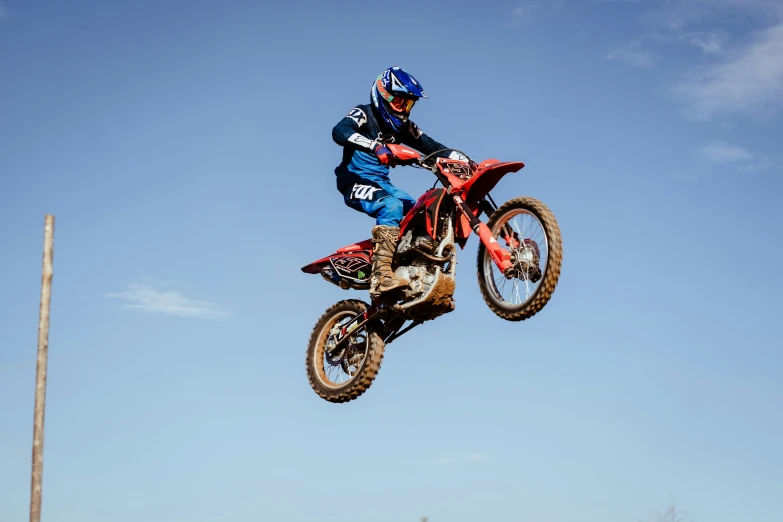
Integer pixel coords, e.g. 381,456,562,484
376,77,417,114
388,96,416,114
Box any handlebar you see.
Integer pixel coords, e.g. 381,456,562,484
386,144,476,170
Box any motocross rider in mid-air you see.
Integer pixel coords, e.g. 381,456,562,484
332,66,465,298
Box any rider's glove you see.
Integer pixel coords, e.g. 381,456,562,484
374,144,397,167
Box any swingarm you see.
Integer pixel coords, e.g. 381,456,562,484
325,303,423,358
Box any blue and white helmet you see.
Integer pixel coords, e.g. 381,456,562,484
371,66,428,132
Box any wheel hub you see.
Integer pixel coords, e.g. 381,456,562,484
505,238,542,282
325,324,366,370
325,325,346,365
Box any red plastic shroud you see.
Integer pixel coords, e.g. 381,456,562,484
398,187,446,239
300,145,524,275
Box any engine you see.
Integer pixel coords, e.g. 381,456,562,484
391,228,457,321
394,231,443,296
318,222,458,322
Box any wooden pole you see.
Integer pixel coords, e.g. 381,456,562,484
30,215,54,522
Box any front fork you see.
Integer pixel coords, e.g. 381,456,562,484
453,195,514,273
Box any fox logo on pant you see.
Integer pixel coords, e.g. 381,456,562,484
350,184,381,201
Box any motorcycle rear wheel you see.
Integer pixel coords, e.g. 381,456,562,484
305,299,385,403
476,196,563,321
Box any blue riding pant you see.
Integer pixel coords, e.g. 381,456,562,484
341,177,416,227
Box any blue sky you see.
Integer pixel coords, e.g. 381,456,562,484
1,0,781,521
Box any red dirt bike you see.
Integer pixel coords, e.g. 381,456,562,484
301,144,563,403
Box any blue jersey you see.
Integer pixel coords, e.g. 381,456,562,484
331,103,455,193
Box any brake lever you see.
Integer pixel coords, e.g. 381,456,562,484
395,157,421,167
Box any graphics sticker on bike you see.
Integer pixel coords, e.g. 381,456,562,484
442,161,470,177
330,255,372,281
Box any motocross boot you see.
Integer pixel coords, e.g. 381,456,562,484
370,225,409,298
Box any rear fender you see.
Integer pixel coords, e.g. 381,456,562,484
301,239,373,275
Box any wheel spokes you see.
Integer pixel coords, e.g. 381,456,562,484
319,313,369,387
484,209,549,310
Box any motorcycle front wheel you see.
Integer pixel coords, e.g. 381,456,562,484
476,196,563,321
305,299,385,403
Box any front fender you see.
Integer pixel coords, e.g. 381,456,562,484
461,161,525,208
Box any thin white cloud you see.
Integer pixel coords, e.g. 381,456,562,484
603,46,658,67
0,2,8,20
509,1,564,24
688,32,725,54
738,160,776,172
604,1,780,65
697,142,777,171
641,0,782,31
431,453,490,465
604,30,724,68
107,281,230,318
463,452,490,462
699,142,753,163
672,23,783,120
511,3,535,19
652,30,728,53
596,1,783,125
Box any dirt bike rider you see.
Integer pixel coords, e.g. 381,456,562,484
332,66,466,298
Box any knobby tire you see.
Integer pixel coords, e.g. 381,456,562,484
476,196,563,321
305,299,385,403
